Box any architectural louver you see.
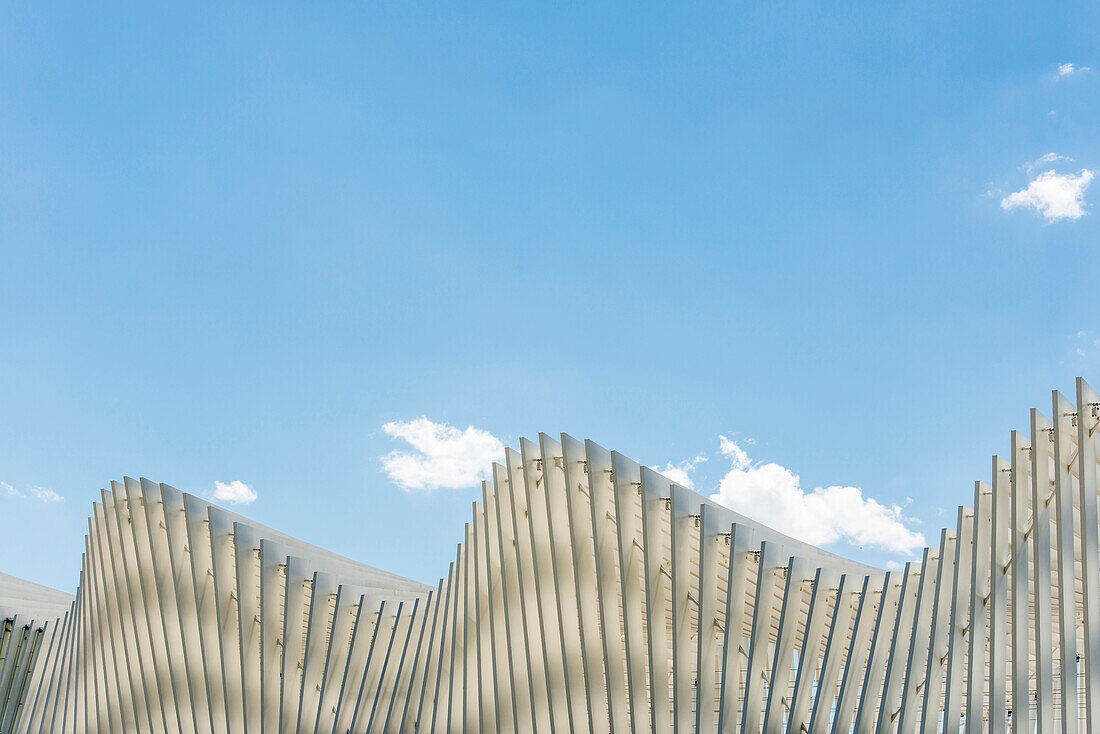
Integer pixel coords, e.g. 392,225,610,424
4,378,1100,731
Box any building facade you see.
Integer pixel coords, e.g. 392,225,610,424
3,379,1100,732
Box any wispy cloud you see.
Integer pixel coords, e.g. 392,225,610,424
1001,167,1094,222
381,418,504,490
649,453,708,489
207,480,257,505
1058,62,1091,77
1028,152,1072,173
1,481,65,503
708,436,925,555
29,486,64,502
1070,330,1100,360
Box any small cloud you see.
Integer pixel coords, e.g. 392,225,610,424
1058,62,1091,76
650,454,708,489
1070,330,1100,361
1023,153,1073,176
1036,152,1072,166
381,418,504,490
1001,168,1094,222
885,560,904,571
208,480,257,505
28,486,64,503
1,481,64,503
708,436,925,555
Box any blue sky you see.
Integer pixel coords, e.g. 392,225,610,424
2,1,1098,590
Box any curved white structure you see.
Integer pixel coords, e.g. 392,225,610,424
4,379,1100,732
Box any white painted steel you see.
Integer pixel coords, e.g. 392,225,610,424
5,382,1100,731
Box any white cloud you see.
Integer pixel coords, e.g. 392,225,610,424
650,454,708,489
1022,153,1073,177
1035,152,1072,167
1071,330,1100,360
381,418,504,490
208,480,257,505
28,486,64,503
1001,169,1094,222
708,436,925,556
1,481,64,503
1058,62,1091,76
